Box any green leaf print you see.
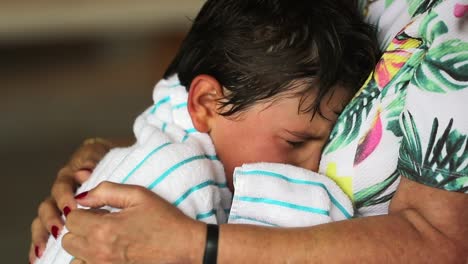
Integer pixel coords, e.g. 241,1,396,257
399,113,468,192
412,39,468,93
407,0,443,18
383,88,406,137
354,170,399,209
418,11,448,45
324,78,380,154
385,0,394,8
412,11,468,93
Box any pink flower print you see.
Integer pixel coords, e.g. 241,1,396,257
454,3,468,18
354,110,383,166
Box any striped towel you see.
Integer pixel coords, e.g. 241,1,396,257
36,75,354,263
228,163,354,227
36,75,232,264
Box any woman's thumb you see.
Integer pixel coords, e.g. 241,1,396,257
75,181,150,209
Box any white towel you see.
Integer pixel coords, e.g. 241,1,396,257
228,163,354,227
36,75,232,264
36,75,354,263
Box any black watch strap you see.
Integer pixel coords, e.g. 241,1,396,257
203,224,219,264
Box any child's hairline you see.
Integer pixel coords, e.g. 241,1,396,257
198,74,349,122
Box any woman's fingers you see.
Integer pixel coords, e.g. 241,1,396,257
63,183,202,263
66,208,110,237
31,196,69,262
51,167,81,214
51,142,110,214
62,232,90,263
28,242,38,264
68,141,111,173
29,217,49,262
29,138,114,262
63,209,114,264
75,181,151,209
74,169,93,184
37,197,64,237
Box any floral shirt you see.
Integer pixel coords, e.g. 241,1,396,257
319,0,468,216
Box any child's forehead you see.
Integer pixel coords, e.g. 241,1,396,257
258,83,351,119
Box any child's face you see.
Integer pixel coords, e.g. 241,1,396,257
209,85,351,190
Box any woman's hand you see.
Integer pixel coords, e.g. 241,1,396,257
63,181,206,264
29,138,113,263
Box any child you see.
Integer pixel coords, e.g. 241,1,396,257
36,0,379,263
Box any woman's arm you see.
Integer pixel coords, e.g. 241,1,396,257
63,177,467,264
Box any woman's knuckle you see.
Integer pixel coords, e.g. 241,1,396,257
97,181,111,189
132,185,149,198
57,166,72,178
31,217,40,231
50,186,62,202
37,199,49,216
94,224,111,241
95,250,111,263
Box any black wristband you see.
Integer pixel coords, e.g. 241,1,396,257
203,224,219,264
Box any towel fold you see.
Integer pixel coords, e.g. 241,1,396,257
228,163,354,227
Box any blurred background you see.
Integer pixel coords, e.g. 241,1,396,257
0,0,204,262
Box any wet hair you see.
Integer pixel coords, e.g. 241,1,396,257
164,0,379,116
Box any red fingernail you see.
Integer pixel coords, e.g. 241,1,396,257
63,206,71,217
74,191,88,199
51,225,59,239
34,245,39,258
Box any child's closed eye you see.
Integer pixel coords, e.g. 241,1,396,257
286,140,305,148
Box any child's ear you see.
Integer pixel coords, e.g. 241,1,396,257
187,75,223,133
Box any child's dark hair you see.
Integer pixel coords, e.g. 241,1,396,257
164,0,379,116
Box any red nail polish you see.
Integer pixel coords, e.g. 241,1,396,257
34,245,39,258
63,206,71,217
51,225,59,239
74,191,88,199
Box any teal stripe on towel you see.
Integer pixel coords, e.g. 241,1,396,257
168,82,181,88
237,169,352,219
181,128,198,142
237,170,324,186
329,195,352,219
147,155,219,190
172,180,228,206
150,96,171,114
121,142,172,184
234,196,329,216
173,180,215,206
196,209,217,220
216,182,228,188
185,128,197,134
173,102,187,109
